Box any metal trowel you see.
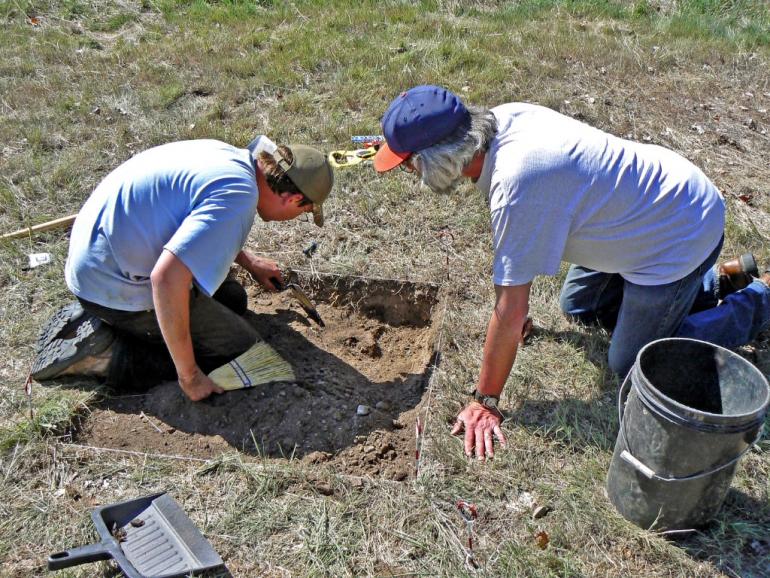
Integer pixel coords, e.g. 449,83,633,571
270,276,325,327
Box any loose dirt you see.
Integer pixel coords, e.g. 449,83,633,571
77,274,442,480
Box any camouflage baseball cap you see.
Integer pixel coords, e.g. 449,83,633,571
274,145,333,227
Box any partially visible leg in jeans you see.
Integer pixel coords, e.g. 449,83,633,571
212,279,248,316
689,265,721,313
558,240,770,376
559,265,625,329
676,281,770,348
607,242,722,377
76,303,175,389
607,273,705,378
187,287,257,373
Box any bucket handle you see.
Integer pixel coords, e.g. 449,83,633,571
617,373,764,483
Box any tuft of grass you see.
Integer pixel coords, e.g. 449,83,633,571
0,388,95,452
92,11,139,32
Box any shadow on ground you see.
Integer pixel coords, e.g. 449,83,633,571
512,394,619,453
84,317,429,458
674,488,770,578
40,274,442,480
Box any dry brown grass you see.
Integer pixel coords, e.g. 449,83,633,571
1,1,769,576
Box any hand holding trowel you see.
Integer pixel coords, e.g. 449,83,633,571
270,275,325,327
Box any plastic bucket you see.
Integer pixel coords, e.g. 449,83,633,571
606,338,769,531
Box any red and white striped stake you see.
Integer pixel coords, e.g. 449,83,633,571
24,371,34,420
415,416,423,477
456,500,479,567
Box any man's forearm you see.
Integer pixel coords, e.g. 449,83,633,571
235,250,254,269
476,283,531,397
151,251,197,378
477,313,522,397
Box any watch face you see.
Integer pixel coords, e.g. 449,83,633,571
473,391,499,410
484,397,498,409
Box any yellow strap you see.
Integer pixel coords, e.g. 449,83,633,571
328,147,377,168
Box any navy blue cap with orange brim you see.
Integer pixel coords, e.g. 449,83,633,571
373,144,412,172
373,85,470,173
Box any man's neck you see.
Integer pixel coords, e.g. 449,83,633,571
255,163,272,219
462,152,486,182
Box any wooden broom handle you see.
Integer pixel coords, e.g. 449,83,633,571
1,214,78,241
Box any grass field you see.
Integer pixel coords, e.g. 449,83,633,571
1,1,769,576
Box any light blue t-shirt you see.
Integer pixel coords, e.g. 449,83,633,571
476,104,725,287
65,139,264,311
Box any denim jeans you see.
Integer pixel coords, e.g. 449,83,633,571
79,280,257,390
559,240,770,377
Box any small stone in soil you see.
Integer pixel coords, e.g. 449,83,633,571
375,400,391,411
305,451,331,464
357,405,371,416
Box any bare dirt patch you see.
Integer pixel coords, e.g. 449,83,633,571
76,274,442,480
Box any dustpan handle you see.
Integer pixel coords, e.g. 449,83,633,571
47,542,112,570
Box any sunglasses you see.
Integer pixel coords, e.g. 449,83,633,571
398,156,418,174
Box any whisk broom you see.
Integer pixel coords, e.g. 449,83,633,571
208,335,295,390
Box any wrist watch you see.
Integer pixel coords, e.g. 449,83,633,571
471,389,500,411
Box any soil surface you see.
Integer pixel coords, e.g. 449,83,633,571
77,274,441,480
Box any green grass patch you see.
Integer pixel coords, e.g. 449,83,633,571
93,11,139,32
0,389,94,452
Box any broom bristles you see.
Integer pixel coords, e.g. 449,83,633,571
208,340,295,391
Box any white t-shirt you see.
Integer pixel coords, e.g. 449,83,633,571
66,139,269,311
476,104,725,287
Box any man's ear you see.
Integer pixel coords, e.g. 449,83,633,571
283,192,305,207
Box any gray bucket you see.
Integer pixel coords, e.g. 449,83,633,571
606,338,769,531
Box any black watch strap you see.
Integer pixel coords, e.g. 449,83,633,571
470,389,500,410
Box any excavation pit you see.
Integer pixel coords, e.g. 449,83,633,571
77,273,443,480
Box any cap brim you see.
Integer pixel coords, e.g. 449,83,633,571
373,143,412,172
313,204,324,227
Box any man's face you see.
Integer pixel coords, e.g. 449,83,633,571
279,194,315,222
258,191,314,222
399,153,463,194
399,155,420,176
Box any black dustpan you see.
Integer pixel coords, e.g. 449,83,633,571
48,492,225,577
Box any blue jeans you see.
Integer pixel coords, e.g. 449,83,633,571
559,241,770,377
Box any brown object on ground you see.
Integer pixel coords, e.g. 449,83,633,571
77,273,442,480
718,253,758,296
1,214,78,240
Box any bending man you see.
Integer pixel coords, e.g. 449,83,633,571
33,136,333,401
374,85,770,459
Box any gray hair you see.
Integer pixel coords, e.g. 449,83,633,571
414,105,497,193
